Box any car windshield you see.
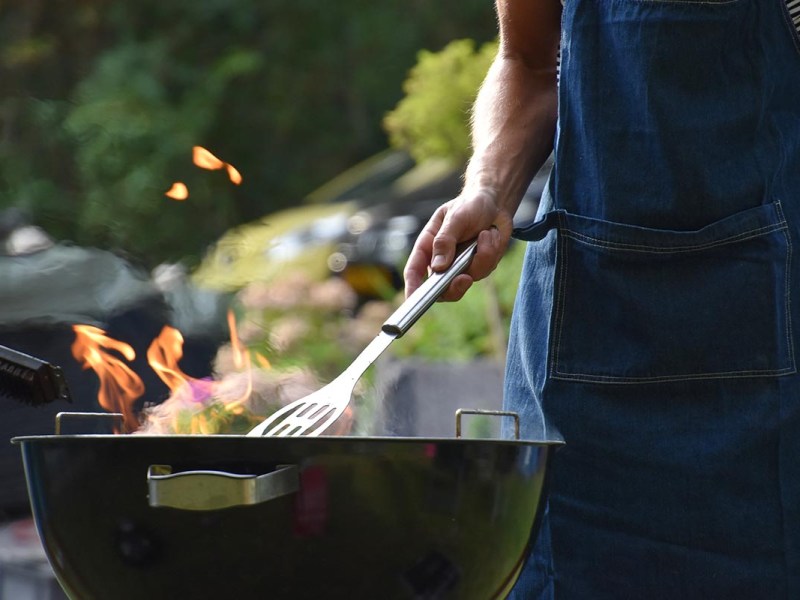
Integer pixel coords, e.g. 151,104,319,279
305,150,416,205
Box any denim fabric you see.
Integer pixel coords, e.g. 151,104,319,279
504,0,800,597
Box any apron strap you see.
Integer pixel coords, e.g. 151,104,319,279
512,210,564,242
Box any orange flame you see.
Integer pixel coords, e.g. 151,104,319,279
72,314,282,435
147,326,196,392
71,325,144,432
227,310,248,370
224,310,253,408
165,182,189,200
146,326,216,413
144,314,260,434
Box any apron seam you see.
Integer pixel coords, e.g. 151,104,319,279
561,222,786,253
778,201,796,370
550,212,570,380
778,380,791,600
551,366,797,384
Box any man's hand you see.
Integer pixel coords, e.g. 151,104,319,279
403,187,514,301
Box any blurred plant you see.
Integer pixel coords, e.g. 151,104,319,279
234,241,524,375
383,38,498,163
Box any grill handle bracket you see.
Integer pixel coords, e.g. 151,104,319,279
455,409,520,440
55,412,124,435
147,464,299,511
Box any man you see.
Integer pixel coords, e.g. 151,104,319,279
404,1,800,598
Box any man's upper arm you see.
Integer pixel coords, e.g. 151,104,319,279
496,0,562,69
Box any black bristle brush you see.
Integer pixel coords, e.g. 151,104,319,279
0,344,72,406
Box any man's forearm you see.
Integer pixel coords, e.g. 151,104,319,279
465,0,561,219
465,56,558,218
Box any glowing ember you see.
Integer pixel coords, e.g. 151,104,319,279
226,164,243,185
71,325,145,432
192,146,225,170
165,182,189,200
192,145,242,185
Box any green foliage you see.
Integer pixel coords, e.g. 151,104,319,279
0,0,497,267
384,39,498,163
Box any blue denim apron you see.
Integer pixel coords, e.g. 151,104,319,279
504,0,800,598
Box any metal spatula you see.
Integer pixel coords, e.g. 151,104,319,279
247,240,478,437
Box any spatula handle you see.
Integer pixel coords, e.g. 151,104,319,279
381,240,478,337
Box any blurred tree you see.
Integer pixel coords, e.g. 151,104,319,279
383,38,498,164
0,0,496,267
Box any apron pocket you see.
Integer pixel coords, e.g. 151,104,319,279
549,202,795,384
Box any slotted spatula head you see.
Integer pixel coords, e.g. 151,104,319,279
246,349,381,437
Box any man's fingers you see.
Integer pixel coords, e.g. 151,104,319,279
467,227,507,281
403,247,429,297
404,206,449,297
404,196,512,300
430,230,460,272
403,215,442,296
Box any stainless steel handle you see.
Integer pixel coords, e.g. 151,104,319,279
382,240,478,337
147,464,299,511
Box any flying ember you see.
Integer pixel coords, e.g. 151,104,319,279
165,182,189,200
192,145,242,185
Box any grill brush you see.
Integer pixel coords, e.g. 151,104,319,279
0,344,71,406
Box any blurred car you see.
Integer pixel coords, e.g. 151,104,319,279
329,154,554,298
191,149,416,292
192,149,553,298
